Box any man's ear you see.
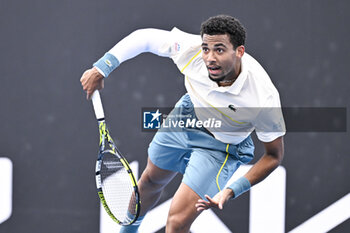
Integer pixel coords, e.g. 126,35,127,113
236,45,245,58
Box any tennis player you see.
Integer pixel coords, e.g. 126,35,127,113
81,15,285,233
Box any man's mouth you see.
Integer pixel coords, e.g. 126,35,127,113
207,66,221,76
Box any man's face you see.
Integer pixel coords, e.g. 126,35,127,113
201,33,243,82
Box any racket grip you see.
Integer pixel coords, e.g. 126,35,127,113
91,90,105,120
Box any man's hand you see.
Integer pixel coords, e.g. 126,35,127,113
195,188,234,212
80,67,104,99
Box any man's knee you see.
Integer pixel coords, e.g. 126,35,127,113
165,183,201,232
138,160,176,192
139,171,166,192
166,213,190,233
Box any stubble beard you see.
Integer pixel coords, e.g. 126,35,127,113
208,74,226,82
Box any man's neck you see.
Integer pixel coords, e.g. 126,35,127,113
217,63,241,87
217,78,236,87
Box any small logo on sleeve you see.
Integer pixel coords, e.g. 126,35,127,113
174,42,180,52
104,59,112,67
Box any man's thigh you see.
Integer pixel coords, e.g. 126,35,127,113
182,148,241,200
148,136,191,174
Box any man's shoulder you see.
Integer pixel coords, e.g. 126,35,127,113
243,53,281,102
243,53,268,75
170,27,202,45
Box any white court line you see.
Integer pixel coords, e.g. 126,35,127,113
289,193,350,233
0,157,12,224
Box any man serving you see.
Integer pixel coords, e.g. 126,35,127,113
81,15,285,233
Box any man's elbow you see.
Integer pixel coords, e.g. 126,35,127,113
267,137,284,166
275,150,284,165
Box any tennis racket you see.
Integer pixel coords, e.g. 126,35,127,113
91,90,141,225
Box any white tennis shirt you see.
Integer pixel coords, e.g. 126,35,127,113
105,28,286,144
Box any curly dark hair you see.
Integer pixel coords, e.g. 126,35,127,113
200,15,246,49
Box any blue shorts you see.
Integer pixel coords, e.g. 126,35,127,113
148,94,255,199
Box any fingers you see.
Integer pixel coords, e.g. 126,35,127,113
80,70,89,86
195,194,220,212
218,189,234,210
211,193,224,210
80,70,90,94
81,75,93,100
86,90,95,100
205,194,215,203
218,200,224,210
86,91,92,100
80,68,104,100
195,199,210,212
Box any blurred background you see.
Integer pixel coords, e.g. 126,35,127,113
0,0,349,232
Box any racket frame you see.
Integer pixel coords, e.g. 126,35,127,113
92,90,141,225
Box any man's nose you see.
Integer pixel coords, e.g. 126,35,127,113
206,51,216,63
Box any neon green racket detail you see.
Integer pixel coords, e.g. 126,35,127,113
91,90,140,225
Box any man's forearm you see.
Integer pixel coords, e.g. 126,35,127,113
244,152,283,186
94,28,172,77
227,136,284,198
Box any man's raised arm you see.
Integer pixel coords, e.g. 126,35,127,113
80,28,173,99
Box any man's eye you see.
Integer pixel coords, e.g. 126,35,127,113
217,48,224,53
202,48,209,52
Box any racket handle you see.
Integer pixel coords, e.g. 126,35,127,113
91,90,105,120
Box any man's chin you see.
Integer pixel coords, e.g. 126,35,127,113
208,75,225,82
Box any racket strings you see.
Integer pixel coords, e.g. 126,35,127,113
100,152,138,224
